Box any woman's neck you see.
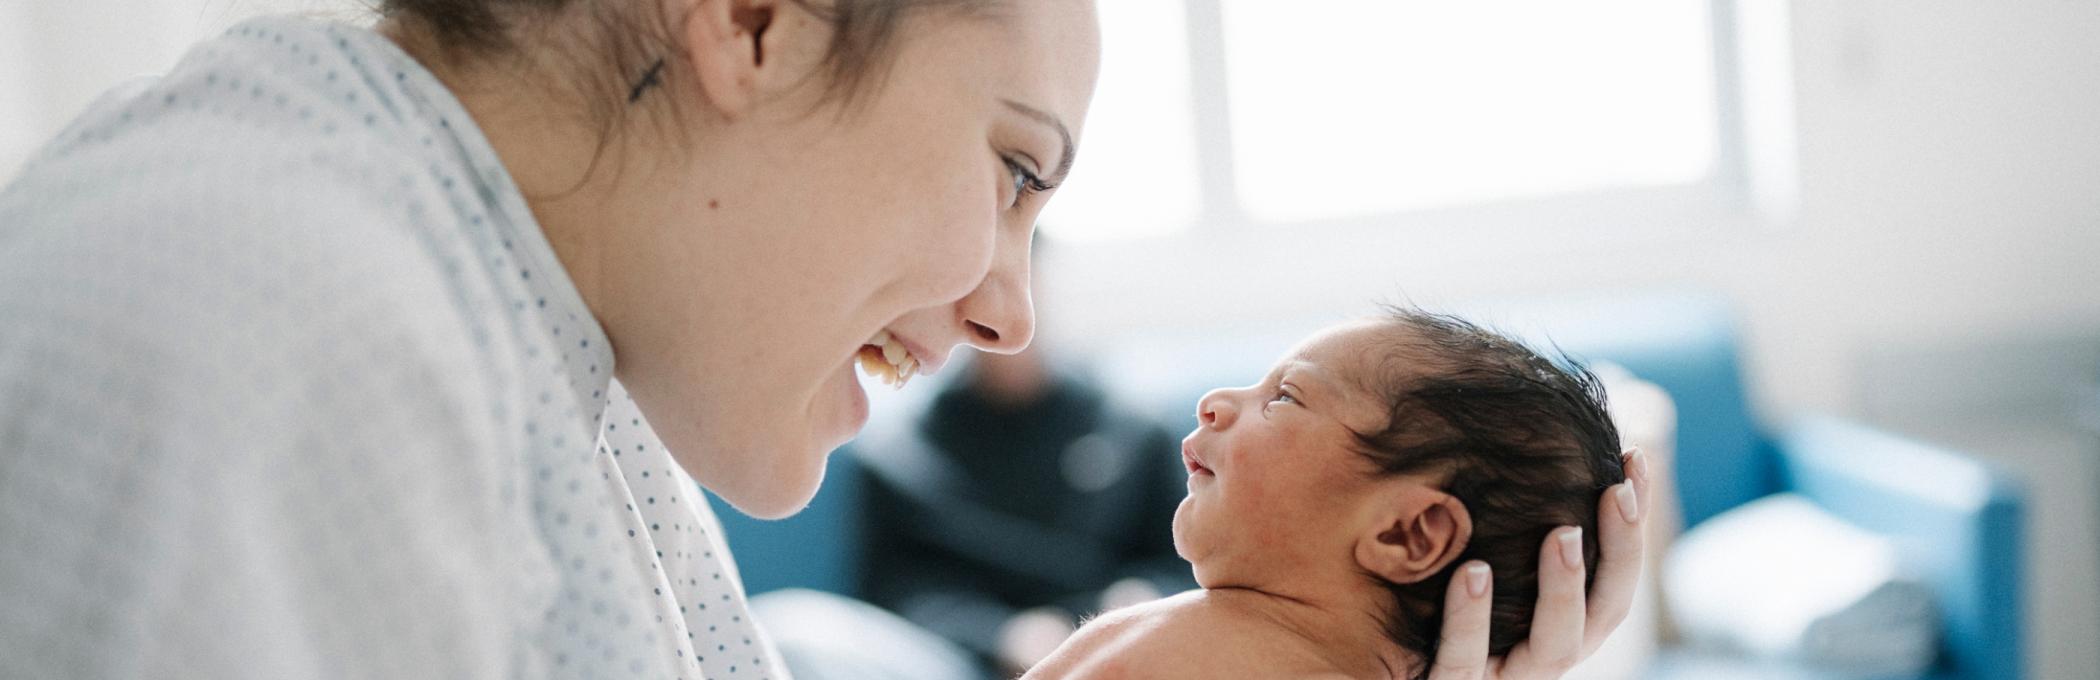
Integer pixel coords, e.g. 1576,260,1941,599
375,15,664,344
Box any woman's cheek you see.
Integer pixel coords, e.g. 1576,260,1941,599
914,196,1002,303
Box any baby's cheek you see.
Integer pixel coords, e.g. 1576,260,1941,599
1222,473,1298,544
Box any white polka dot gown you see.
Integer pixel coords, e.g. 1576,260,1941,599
0,16,784,680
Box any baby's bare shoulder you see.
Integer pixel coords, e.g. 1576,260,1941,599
1022,591,1309,680
1023,594,1224,680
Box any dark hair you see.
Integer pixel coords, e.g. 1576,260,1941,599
377,0,995,140
1351,307,1624,680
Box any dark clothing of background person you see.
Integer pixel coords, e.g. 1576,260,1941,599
855,365,1194,676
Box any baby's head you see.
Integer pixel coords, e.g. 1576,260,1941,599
1172,307,1622,673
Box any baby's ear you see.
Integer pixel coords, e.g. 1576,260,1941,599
1355,488,1471,585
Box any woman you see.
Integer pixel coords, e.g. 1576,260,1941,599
0,0,1649,678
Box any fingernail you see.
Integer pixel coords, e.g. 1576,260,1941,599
1615,482,1640,523
1559,527,1584,570
1464,562,1490,598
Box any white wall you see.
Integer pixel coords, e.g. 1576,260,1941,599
1038,2,2100,678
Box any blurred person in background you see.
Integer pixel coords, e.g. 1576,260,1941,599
856,335,1194,677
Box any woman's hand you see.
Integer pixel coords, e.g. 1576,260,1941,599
1427,447,1653,680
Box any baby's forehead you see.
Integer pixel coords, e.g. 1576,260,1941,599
1279,320,1420,426
1290,319,1422,378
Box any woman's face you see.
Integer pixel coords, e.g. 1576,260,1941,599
610,0,1101,518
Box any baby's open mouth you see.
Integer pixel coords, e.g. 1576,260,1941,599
1182,443,1213,476
857,329,920,389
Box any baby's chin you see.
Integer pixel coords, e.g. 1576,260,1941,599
1187,564,1230,590
1170,499,1302,590
1169,508,1234,589
1169,497,1199,562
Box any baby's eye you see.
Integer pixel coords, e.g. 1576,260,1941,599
1269,388,1298,406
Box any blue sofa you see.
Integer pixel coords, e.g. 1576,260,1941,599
706,290,2025,680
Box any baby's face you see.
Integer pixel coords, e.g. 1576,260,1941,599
1173,320,1420,588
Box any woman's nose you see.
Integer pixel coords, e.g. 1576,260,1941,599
952,234,1035,354
1197,388,1238,431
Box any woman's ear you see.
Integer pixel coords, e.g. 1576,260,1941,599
1355,489,1472,585
679,0,789,118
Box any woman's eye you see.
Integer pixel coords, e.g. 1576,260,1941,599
1001,155,1051,209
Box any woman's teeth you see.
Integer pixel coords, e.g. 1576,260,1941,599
858,330,920,388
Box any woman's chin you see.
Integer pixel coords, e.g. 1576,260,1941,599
699,363,862,520
818,354,872,449
712,452,830,519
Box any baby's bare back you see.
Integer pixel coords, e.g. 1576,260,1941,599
1021,590,1355,680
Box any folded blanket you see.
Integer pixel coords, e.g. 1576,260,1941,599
1663,493,1939,676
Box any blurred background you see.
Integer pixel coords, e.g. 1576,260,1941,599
6,1,2097,678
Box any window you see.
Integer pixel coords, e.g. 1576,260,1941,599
1034,0,1204,242
1040,0,1740,241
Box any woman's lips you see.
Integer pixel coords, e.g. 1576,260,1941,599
857,329,948,388
891,332,946,377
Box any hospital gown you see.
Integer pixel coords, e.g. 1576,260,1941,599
0,16,784,680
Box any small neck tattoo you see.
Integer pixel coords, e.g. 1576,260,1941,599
627,58,667,103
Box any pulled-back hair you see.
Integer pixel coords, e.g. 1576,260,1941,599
1351,307,1624,680
378,0,992,104
376,0,996,186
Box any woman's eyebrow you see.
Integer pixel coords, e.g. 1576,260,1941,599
1000,98,1075,184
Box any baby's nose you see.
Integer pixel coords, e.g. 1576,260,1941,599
1197,388,1237,430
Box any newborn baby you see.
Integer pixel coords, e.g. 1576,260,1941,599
1024,308,1627,680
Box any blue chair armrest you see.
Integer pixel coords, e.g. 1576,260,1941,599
1773,417,2025,680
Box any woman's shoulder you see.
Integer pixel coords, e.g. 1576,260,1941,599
1,24,484,361
5,17,457,242
2,127,470,344
0,102,505,443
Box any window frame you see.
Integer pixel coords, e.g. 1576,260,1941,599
1065,0,1774,241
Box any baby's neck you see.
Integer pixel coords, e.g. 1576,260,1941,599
1200,585,1418,679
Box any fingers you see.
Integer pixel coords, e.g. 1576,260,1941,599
1501,526,1587,678
1426,561,1494,680
1624,445,1653,517
1434,447,1651,680
1581,446,1650,655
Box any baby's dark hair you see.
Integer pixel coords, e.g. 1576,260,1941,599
1349,307,1624,680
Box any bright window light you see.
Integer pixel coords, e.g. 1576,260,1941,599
1221,0,1720,223
1036,0,1202,243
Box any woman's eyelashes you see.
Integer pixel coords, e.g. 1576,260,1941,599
1000,153,1054,209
